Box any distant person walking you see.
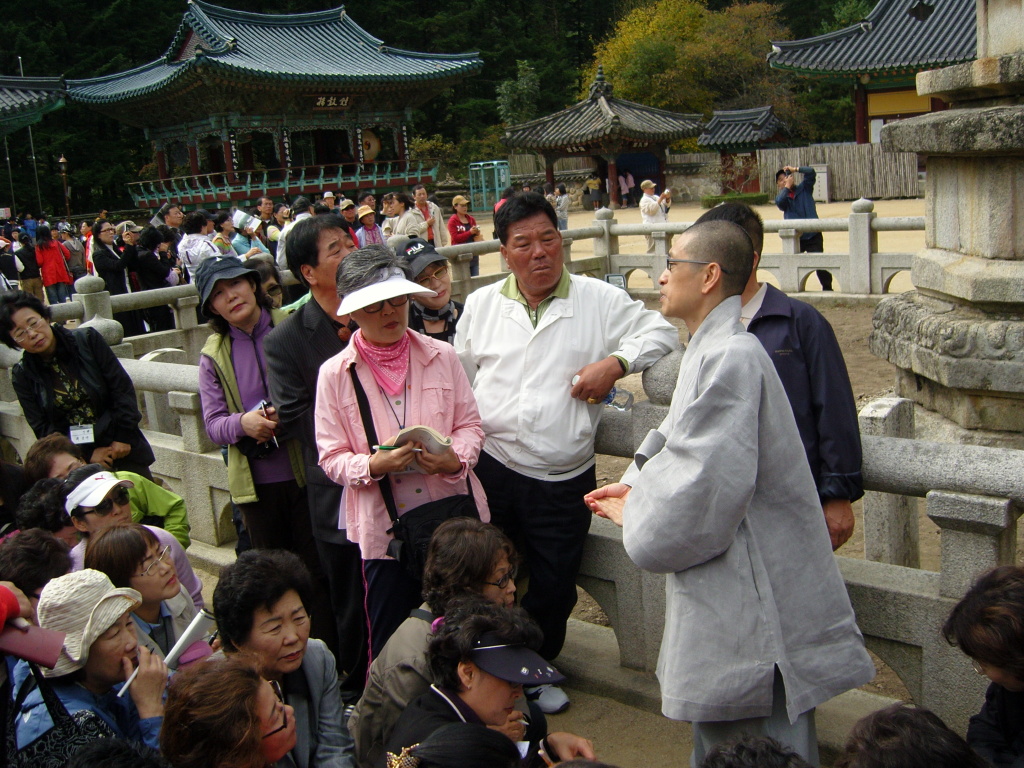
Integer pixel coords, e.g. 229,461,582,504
776,165,831,291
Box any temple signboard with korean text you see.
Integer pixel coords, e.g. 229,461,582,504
313,95,353,110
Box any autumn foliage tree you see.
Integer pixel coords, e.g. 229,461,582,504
585,0,805,130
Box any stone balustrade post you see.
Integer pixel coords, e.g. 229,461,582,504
561,237,574,268
592,209,617,272
168,391,216,455
859,398,919,567
927,491,1022,599
72,275,125,350
172,296,205,363
847,198,877,294
778,227,800,255
448,252,473,304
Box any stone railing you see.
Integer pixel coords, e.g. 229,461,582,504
578,353,1018,734
438,199,923,298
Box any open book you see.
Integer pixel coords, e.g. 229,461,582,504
393,425,453,474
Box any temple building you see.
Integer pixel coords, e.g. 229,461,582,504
767,0,975,143
697,106,788,193
64,0,483,209
502,67,703,207
0,76,65,136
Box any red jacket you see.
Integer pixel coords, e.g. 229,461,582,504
447,214,478,246
36,241,73,287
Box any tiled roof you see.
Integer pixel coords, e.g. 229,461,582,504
67,0,482,104
768,0,975,78
698,106,787,151
503,69,703,150
0,76,65,135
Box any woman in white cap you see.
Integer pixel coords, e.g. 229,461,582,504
11,569,169,762
385,599,593,768
314,244,487,658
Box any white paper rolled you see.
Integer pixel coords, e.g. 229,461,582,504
118,608,216,697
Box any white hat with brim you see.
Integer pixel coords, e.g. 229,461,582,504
65,470,135,515
37,569,141,677
338,268,437,316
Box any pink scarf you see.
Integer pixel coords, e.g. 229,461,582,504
353,329,410,396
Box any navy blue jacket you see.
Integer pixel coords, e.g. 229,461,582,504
748,284,863,502
968,682,1024,767
775,166,818,243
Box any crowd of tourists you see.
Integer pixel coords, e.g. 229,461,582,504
0,189,1016,768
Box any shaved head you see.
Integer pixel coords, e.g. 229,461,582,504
677,220,754,297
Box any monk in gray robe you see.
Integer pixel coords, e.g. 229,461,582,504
586,220,874,766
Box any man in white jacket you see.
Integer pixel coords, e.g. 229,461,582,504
412,185,448,247
454,192,678,715
586,220,873,765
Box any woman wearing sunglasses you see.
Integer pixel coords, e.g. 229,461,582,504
315,244,488,658
85,523,198,662
162,655,297,768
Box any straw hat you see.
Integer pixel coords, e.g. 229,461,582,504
37,569,141,677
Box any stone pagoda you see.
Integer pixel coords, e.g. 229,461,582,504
871,0,1024,447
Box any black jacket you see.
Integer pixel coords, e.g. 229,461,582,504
968,683,1024,767
91,243,129,295
11,325,154,467
15,246,39,280
747,283,863,502
264,298,352,543
134,247,173,292
385,686,547,768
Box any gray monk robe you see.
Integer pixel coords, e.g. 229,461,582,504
620,296,874,724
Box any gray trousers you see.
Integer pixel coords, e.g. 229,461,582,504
689,667,819,767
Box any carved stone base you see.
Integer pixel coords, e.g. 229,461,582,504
896,368,1024,431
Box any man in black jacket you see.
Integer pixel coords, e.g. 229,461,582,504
264,214,368,701
695,203,862,550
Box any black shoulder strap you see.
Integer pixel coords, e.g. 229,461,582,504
409,608,435,623
348,366,399,526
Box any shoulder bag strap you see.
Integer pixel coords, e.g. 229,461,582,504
348,366,399,526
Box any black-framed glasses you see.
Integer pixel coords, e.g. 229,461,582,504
135,545,171,578
99,226,116,235
666,258,731,274
262,679,289,739
483,567,518,590
79,486,130,517
362,295,409,314
11,316,47,343
415,263,450,288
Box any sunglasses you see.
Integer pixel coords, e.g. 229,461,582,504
362,295,409,314
262,679,289,739
76,486,130,517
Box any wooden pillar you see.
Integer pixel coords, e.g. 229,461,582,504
240,140,255,172
223,134,236,182
544,155,556,187
155,145,169,180
187,143,201,176
855,83,869,144
607,156,620,208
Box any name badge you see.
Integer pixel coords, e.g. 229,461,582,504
70,424,95,445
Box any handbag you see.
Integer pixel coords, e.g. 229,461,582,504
5,662,116,768
349,366,478,578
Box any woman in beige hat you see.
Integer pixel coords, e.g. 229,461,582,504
11,569,169,763
446,195,481,276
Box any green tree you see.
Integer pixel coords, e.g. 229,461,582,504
496,61,542,125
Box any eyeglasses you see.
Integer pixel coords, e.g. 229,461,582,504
361,295,409,314
135,545,171,578
265,284,284,297
972,659,989,676
262,679,289,739
99,227,116,234
415,264,449,288
666,258,731,274
11,316,47,343
78,486,130,517
483,567,518,590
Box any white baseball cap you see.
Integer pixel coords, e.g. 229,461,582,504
65,470,134,515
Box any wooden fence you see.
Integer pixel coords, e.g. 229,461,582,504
508,154,596,176
756,143,920,201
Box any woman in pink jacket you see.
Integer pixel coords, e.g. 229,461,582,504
314,244,488,658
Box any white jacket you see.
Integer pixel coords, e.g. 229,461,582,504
275,212,313,272
454,272,678,479
640,192,667,225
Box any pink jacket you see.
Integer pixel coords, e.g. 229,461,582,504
315,330,489,559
